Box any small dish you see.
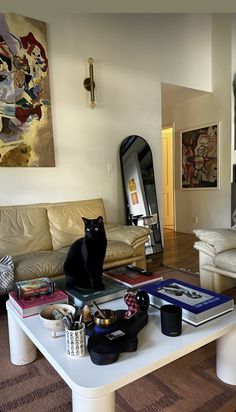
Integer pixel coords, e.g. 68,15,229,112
40,303,76,337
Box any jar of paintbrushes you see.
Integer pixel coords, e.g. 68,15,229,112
64,313,86,357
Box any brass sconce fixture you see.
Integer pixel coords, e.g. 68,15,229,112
83,57,95,109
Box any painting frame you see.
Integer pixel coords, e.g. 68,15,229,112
180,122,220,190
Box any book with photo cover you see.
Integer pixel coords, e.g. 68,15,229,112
103,267,163,288
140,278,234,326
8,290,69,318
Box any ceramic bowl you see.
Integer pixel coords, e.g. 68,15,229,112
93,309,117,328
40,303,76,337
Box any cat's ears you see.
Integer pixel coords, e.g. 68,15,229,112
82,216,103,223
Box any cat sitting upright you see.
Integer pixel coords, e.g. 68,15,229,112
63,216,107,291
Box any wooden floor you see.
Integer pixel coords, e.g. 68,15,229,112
147,228,199,273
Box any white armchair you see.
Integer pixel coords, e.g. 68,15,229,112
194,228,236,293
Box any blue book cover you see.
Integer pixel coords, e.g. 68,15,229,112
140,278,233,315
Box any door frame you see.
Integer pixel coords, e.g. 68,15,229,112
162,124,176,231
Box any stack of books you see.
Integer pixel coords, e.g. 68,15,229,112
140,278,234,326
8,289,69,318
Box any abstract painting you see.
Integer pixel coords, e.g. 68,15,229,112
0,13,55,166
181,123,219,189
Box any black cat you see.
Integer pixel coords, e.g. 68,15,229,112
63,216,107,291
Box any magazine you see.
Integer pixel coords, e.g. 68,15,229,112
103,267,163,288
140,278,234,326
8,290,68,318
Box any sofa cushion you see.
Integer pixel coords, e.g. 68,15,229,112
59,240,134,264
13,239,134,282
47,199,106,250
193,229,236,253
0,208,52,256
105,240,134,262
13,250,67,281
214,250,236,273
105,225,151,248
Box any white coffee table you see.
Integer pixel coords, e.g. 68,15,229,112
6,299,236,412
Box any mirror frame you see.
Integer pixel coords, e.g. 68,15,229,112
120,135,163,255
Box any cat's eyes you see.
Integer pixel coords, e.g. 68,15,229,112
86,228,90,232
94,227,99,231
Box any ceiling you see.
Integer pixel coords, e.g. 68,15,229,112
4,0,236,13
161,83,209,113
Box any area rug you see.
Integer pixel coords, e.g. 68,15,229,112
1,267,236,412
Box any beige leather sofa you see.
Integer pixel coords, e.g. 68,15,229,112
0,198,151,286
194,228,236,293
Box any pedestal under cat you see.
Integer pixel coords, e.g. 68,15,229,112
63,216,107,291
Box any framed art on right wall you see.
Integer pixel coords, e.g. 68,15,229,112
180,122,219,190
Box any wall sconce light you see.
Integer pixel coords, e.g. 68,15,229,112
83,57,95,109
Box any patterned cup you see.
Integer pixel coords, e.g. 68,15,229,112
65,323,86,357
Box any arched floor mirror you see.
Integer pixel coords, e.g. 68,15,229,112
120,135,163,255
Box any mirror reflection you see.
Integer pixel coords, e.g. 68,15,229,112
120,135,163,255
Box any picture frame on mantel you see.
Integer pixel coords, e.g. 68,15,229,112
180,122,219,190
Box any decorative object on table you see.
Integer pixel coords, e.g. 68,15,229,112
65,321,86,357
83,57,96,108
103,265,163,288
180,123,219,189
14,277,55,299
0,255,14,294
92,300,106,319
63,216,107,291
135,290,150,312
66,276,127,308
40,303,76,337
87,309,149,365
160,304,182,337
82,305,93,324
8,289,68,318
93,308,118,328
124,291,140,319
140,279,234,326
0,13,55,167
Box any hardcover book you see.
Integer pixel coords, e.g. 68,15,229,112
66,277,127,307
8,290,69,318
103,267,163,288
140,278,234,326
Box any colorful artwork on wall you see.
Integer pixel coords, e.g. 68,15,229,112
181,123,219,190
0,13,55,166
131,192,139,205
128,178,136,192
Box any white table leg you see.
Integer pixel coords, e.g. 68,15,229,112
216,329,236,385
7,310,37,365
72,390,115,412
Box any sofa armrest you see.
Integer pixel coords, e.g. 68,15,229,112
193,240,216,258
193,228,236,253
105,224,151,248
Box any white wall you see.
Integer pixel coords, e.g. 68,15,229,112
231,15,236,166
0,6,212,226
166,14,232,232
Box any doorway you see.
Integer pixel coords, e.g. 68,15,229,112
162,126,175,229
